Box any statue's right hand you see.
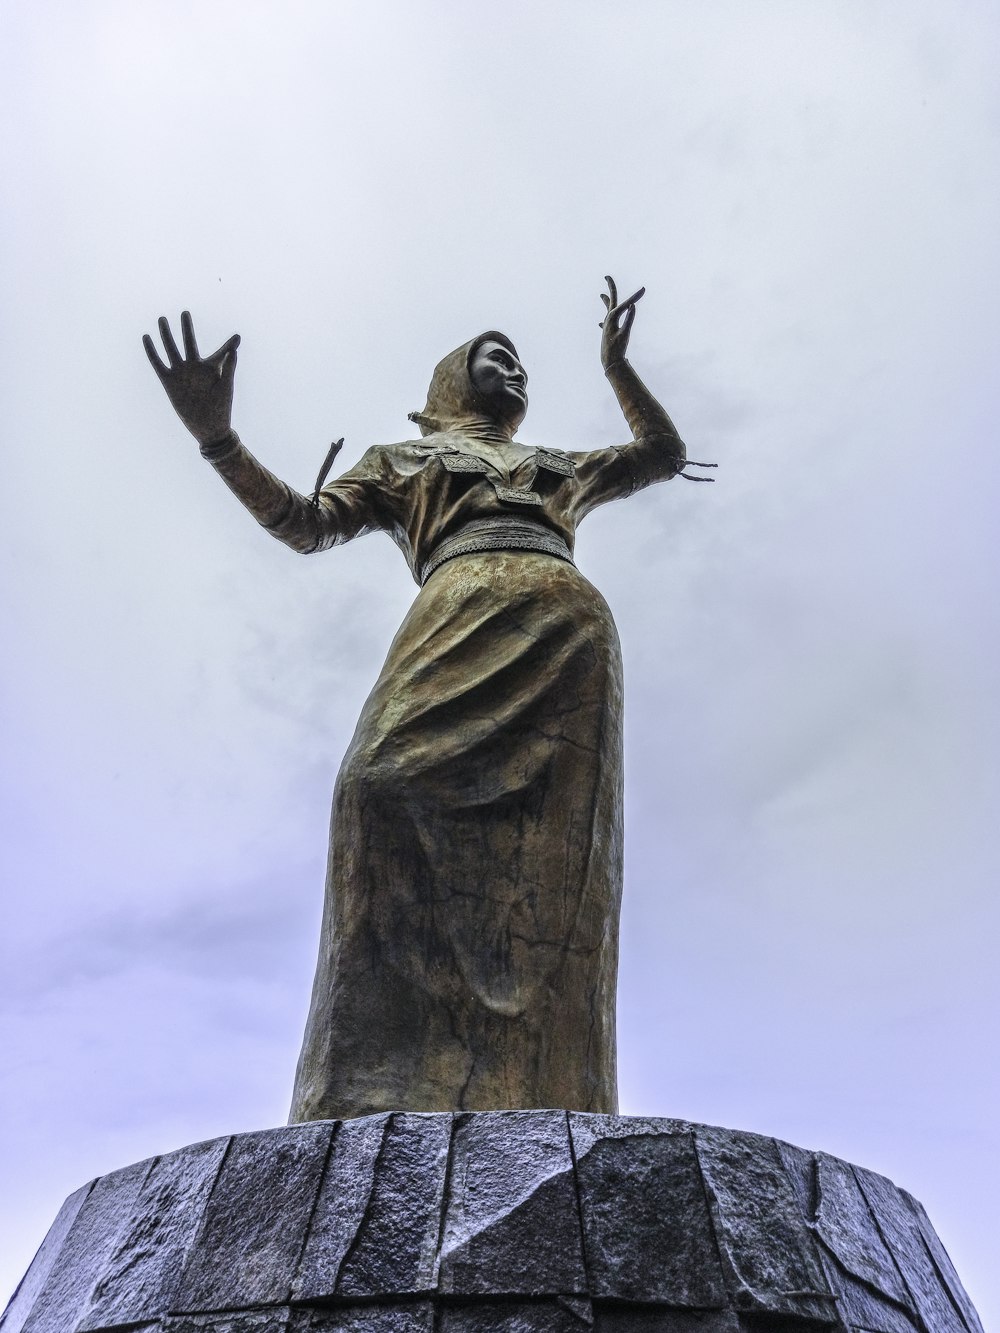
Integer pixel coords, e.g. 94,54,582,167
143,312,240,445
599,275,645,372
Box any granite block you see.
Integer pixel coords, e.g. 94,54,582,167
0,1182,93,1333
439,1111,586,1296
775,1140,918,1333
595,1311,739,1333
80,1134,229,1329
819,1261,922,1333
694,1128,834,1323
908,1194,985,1333
336,1113,452,1297
439,1299,591,1332
569,1117,724,1306
176,1122,334,1312
294,1305,434,1333
165,1311,290,1333
21,1159,152,1333
293,1114,390,1301
854,1167,969,1333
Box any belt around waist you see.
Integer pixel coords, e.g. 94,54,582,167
420,516,575,585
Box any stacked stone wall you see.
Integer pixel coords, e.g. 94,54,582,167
1,1113,983,1333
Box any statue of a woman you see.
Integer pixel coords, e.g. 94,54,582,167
144,280,696,1122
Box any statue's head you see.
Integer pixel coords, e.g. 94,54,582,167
409,332,527,437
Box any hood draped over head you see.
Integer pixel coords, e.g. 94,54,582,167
409,331,525,440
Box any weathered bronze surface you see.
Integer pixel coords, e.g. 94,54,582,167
143,281,690,1121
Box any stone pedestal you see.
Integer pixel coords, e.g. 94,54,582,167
1,1112,983,1333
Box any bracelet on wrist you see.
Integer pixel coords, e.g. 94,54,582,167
200,429,239,460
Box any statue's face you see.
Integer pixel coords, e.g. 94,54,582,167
469,339,528,419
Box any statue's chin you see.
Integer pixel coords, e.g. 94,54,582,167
492,390,527,433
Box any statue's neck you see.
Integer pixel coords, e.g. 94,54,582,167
452,414,515,445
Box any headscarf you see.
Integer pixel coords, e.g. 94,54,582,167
409,332,526,439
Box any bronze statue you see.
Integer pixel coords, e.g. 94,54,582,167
144,280,707,1122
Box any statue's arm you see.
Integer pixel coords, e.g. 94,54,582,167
199,430,357,554
604,358,686,475
143,314,378,553
600,277,686,477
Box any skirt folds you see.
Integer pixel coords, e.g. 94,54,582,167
290,549,624,1121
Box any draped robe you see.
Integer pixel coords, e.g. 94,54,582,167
200,335,682,1120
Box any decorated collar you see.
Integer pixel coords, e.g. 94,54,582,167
411,440,576,478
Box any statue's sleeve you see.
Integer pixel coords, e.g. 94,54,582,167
569,352,689,517
200,432,399,554
569,434,686,519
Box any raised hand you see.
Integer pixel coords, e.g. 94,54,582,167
599,275,645,372
143,312,241,445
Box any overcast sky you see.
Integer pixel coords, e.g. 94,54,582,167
2,0,998,1321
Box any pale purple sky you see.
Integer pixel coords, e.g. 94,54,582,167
2,1,998,1321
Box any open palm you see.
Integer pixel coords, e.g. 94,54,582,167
143,312,240,445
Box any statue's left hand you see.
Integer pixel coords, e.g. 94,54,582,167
143,312,241,445
599,276,645,371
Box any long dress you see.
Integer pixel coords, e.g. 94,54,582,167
200,335,681,1120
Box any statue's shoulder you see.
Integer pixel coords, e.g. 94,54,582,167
380,433,491,473
347,439,429,465
370,433,453,457
398,429,468,454
532,446,576,477
352,437,458,481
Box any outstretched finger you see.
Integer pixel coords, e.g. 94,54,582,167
617,286,645,311
604,275,618,308
622,303,637,336
207,332,241,368
158,316,182,367
142,333,168,378
180,311,199,360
